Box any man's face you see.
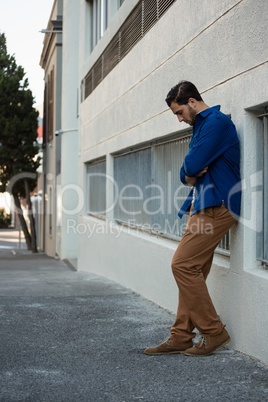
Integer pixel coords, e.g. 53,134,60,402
170,101,197,126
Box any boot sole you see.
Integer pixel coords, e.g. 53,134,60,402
182,337,231,357
144,350,186,355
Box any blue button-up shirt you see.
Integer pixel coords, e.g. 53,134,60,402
179,105,241,218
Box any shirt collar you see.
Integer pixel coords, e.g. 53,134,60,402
193,105,221,132
198,105,221,118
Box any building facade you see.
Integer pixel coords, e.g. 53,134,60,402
40,0,80,259
43,0,268,365
40,0,63,257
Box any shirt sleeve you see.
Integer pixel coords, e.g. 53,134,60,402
180,163,188,185
183,116,236,177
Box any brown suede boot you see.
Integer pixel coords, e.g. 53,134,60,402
144,336,192,355
183,328,231,357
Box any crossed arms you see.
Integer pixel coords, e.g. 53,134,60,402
185,166,208,186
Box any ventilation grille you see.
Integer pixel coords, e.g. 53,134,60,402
84,0,176,99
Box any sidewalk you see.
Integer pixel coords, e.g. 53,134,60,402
0,228,26,250
0,247,268,401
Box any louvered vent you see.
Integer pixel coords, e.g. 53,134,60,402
84,0,176,99
103,36,120,77
143,0,158,35
120,2,142,60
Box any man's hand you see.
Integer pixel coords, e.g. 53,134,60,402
185,166,208,186
185,175,197,186
196,166,208,177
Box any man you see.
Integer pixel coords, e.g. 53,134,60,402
145,81,241,356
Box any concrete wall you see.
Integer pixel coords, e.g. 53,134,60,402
57,0,80,259
77,0,268,365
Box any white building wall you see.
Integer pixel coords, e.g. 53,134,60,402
58,0,80,259
77,0,268,364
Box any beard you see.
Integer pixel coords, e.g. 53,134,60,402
187,104,197,126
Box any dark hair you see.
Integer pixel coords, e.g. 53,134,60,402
165,80,203,107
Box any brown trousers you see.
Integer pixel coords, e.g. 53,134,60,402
170,203,237,341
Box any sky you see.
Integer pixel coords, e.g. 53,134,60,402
0,0,55,114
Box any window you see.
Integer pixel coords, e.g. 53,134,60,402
113,132,192,239
86,0,121,54
48,68,54,141
43,67,54,143
48,185,53,236
257,112,268,267
113,131,231,251
86,0,107,51
150,137,191,238
86,159,106,217
114,147,152,227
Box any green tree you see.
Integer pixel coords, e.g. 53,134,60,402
0,32,41,252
